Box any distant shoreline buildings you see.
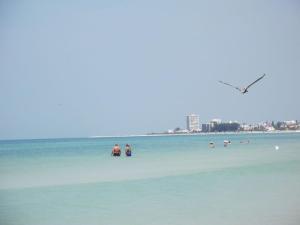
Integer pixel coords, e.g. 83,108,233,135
186,114,200,132
149,114,300,135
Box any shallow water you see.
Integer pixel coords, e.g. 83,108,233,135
0,133,300,225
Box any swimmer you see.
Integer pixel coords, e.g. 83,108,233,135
125,144,132,156
111,144,121,156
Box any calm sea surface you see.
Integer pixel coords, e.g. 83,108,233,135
0,133,300,225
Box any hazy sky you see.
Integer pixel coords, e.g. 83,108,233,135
1,0,300,139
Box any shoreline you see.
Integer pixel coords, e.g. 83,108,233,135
1,130,299,142
89,130,300,139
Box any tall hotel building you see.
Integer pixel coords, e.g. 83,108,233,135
186,114,200,132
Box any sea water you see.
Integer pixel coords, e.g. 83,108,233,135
0,133,300,225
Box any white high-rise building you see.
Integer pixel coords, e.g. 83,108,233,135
187,114,200,132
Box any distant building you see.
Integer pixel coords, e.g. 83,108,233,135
210,118,222,130
202,123,210,132
187,114,200,132
240,123,252,131
211,118,222,124
282,120,299,130
284,120,297,126
211,121,240,132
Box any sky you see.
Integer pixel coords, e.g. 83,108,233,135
1,0,300,139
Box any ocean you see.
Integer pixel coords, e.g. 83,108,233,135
0,132,300,225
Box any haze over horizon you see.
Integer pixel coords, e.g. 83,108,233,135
1,0,300,139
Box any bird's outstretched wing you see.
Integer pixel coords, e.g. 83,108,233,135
245,74,266,90
219,81,241,92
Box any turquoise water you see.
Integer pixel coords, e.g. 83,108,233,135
0,133,300,225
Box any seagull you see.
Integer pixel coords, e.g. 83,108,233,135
219,74,266,94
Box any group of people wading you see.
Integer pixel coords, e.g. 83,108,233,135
111,144,132,157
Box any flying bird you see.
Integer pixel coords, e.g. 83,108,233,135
219,74,266,94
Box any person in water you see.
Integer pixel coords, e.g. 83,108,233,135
125,144,132,157
111,144,121,156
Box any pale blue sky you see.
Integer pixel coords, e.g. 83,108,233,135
1,0,300,139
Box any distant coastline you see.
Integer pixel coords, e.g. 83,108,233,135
2,130,299,142
146,130,300,136
89,130,300,139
